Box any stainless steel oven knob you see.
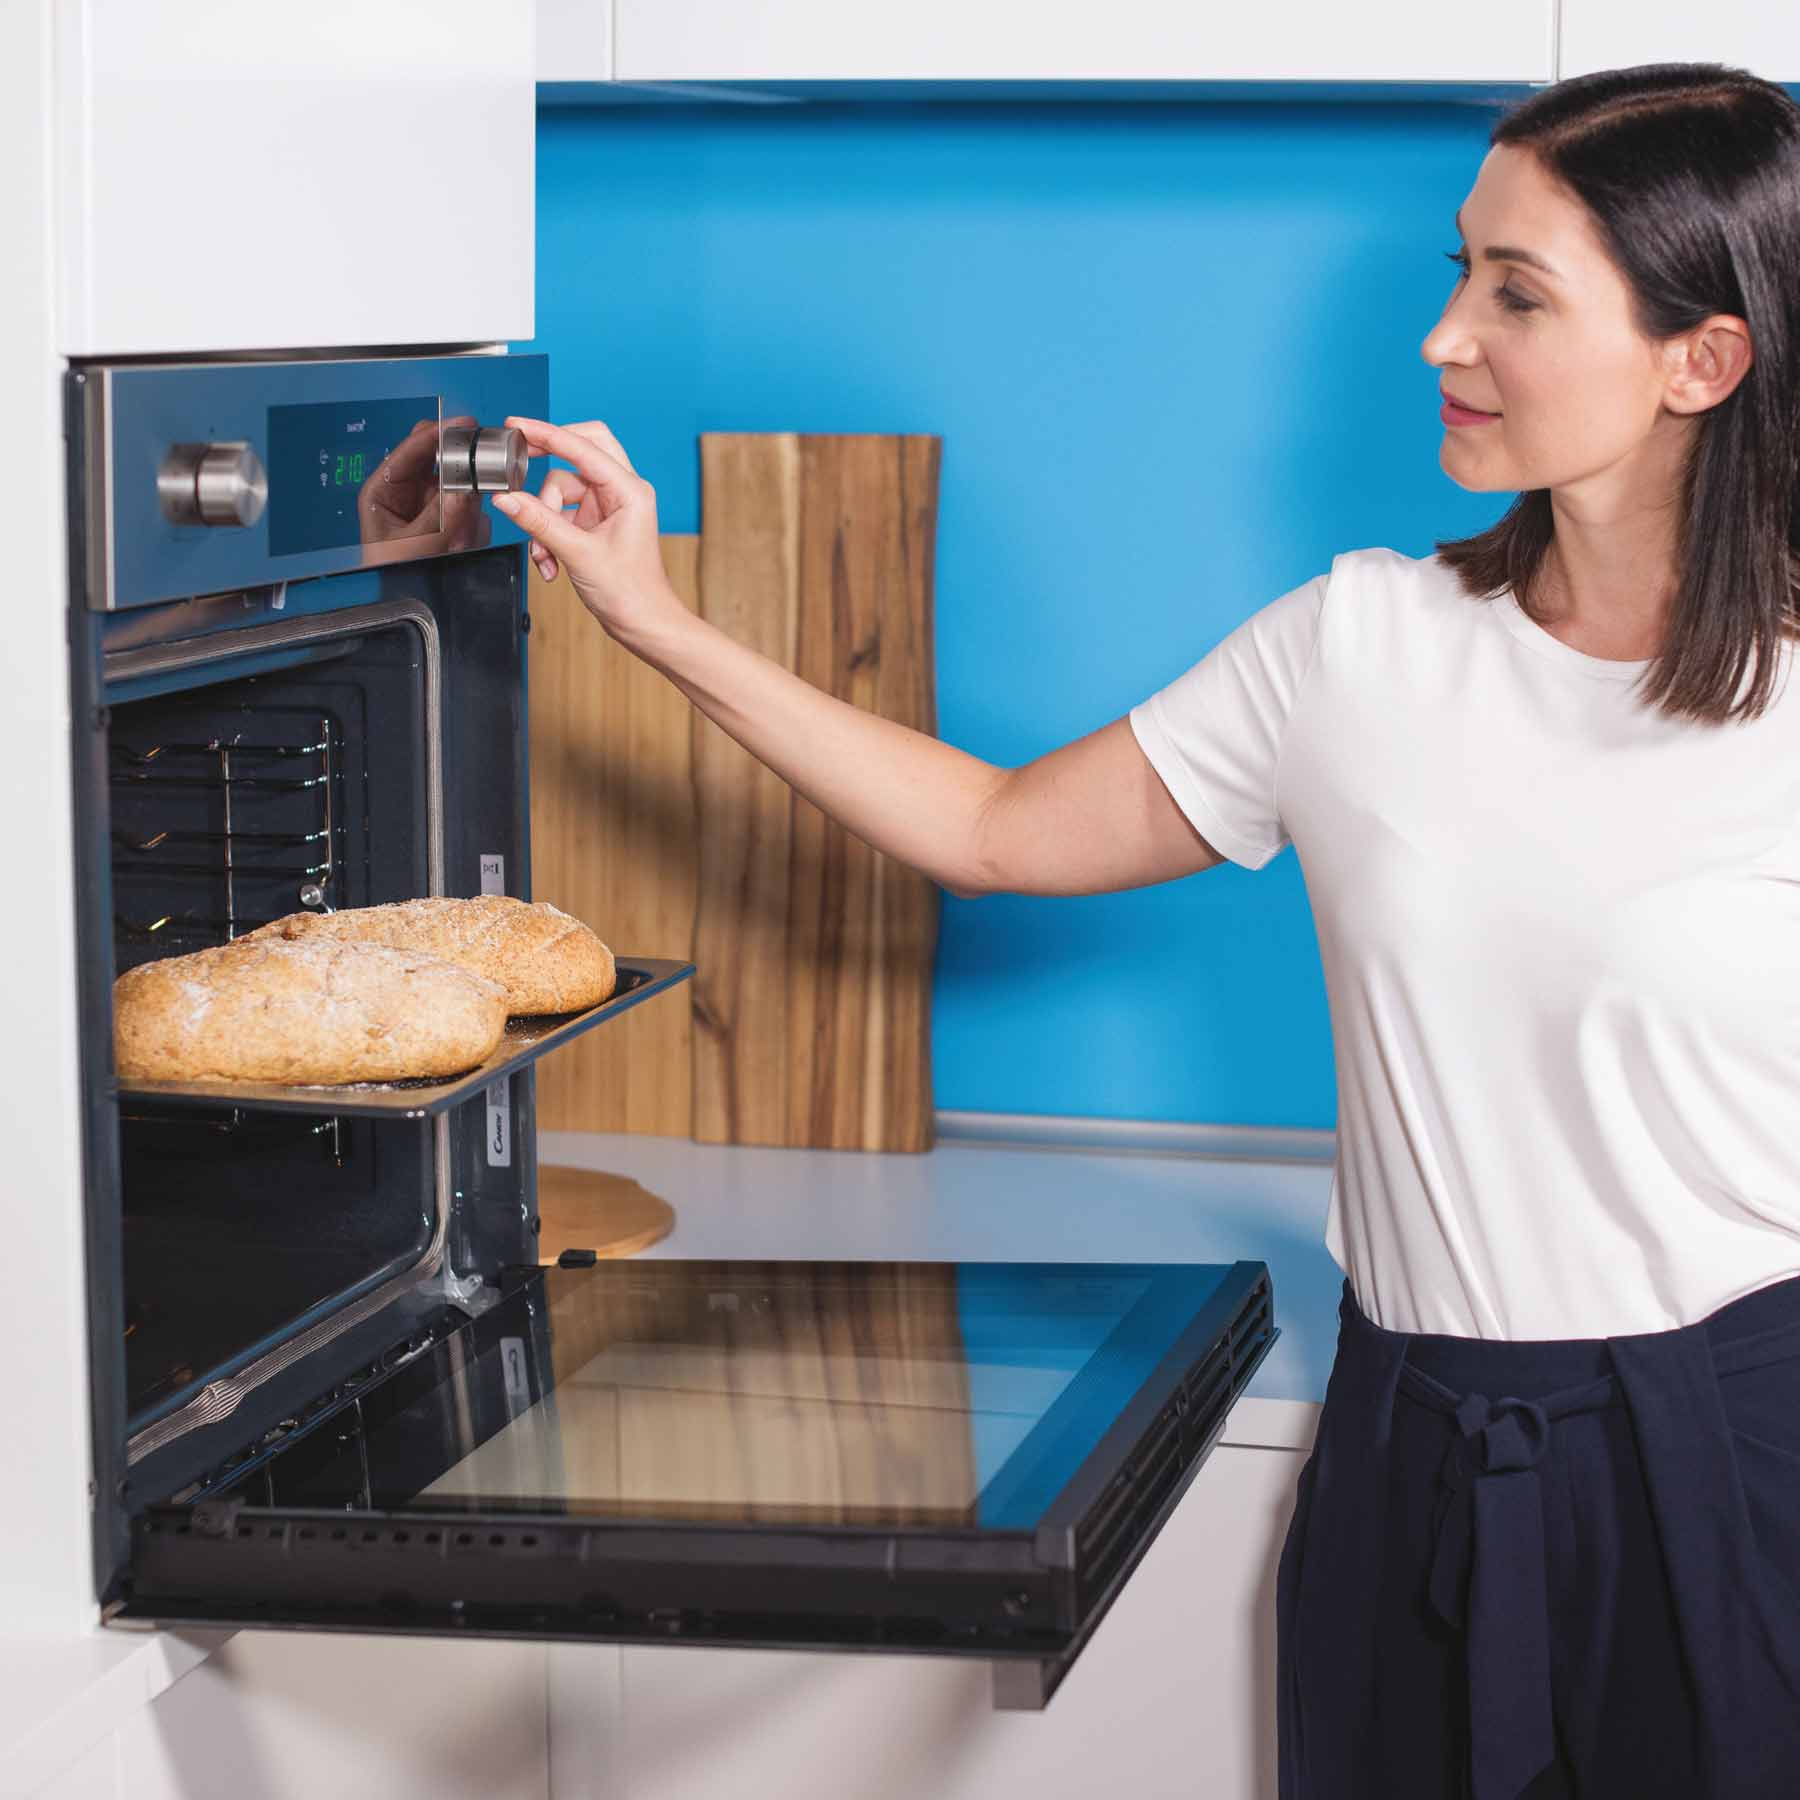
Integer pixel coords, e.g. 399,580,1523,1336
474,426,529,493
157,441,268,528
437,425,528,494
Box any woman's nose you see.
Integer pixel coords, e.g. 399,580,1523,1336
1420,291,1477,369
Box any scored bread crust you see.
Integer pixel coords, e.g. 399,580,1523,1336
242,896,617,1015
113,937,509,1085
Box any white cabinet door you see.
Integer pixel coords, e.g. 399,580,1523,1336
1560,2,1800,82
57,0,536,355
116,1633,551,1800
573,1440,1313,1800
540,0,613,81
611,0,1553,84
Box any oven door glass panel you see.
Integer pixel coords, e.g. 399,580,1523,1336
121,1258,1276,1699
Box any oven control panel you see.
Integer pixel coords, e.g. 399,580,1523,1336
76,353,549,611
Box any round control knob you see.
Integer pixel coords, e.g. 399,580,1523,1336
157,441,268,529
473,426,529,494
437,425,528,494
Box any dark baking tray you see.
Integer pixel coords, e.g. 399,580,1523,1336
114,957,695,1119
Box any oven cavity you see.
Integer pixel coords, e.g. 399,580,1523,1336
109,617,439,1454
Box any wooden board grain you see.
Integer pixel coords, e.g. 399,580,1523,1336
527,537,700,1137
692,434,942,1152
535,1165,676,1263
527,436,943,1151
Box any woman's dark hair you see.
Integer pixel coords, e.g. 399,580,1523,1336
1433,63,1800,723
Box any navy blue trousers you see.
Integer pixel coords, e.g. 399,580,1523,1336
1276,1271,1800,1800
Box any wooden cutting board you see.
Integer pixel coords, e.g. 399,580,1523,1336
535,1165,675,1263
692,433,942,1152
528,538,701,1138
528,432,942,1152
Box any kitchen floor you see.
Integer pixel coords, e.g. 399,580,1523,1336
536,1129,1343,1407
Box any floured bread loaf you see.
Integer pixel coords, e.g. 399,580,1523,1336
114,937,508,1085
245,895,616,1014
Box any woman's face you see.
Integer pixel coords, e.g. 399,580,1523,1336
1420,143,1685,500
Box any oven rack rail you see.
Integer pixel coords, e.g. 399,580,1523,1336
114,957,696,1119
111,713,345,945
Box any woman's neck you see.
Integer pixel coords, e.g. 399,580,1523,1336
1537,508,1678,661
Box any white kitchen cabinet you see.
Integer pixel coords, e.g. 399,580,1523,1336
55,0,536,356
540,0,613,81
31,1635,554,1800
1560,1,1800,82
547,1433,1314,1800
604,0,1553,84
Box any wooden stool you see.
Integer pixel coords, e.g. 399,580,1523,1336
535,1164,676,1263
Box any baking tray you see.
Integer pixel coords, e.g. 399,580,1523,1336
114,958,695,1119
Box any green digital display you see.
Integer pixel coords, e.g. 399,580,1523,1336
267,395,437,556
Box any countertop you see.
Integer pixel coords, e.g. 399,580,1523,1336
538,1128,1344,1428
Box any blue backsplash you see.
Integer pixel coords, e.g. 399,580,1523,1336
525,99,1512,1130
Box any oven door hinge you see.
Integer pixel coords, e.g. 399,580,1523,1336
418,1262,495,1312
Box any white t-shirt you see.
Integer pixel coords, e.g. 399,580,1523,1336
1129,545,1800,1340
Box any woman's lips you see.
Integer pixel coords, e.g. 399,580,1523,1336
1440,393,1501,426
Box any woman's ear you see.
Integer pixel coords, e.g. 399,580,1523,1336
1664,316,1753,415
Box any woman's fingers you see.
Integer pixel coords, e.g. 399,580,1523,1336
532,416,636,475
505,416,639,496
539,469,596,519
492,487,588,570
498,418,658,599
528,468,611,580
530,469,584,579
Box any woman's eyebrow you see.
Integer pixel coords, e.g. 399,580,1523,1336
1454,208,1561,280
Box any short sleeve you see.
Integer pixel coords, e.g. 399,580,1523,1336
1127,571,1327,870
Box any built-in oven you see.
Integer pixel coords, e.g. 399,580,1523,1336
66,352,1281,1709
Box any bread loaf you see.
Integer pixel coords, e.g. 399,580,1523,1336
244,895,616,1014
114,937,508,1085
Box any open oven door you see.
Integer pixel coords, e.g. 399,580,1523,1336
113,1255,1277,1709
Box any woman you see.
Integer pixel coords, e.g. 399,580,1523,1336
494,61,1800,1800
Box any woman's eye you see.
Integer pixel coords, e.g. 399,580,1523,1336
1442,248,1537,314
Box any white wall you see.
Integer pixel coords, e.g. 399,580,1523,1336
0,0,97,1642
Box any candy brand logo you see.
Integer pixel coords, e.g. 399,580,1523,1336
486,1077,512,1167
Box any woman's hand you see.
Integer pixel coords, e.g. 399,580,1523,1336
492,417,681,643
